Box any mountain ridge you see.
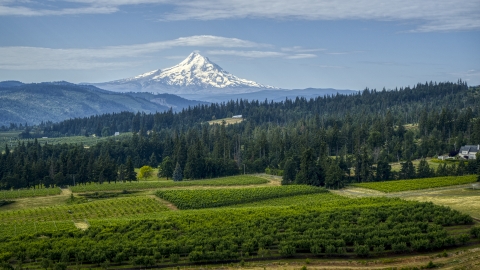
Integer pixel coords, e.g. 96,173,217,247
91,52,276,95
0,82,207,126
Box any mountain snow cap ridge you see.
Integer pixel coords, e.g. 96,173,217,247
111,52,275,90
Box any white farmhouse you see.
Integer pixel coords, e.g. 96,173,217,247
232,115,243,119
459,145,479,159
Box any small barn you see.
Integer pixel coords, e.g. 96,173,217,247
232,115,243,119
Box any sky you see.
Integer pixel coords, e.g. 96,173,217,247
0,0,479,90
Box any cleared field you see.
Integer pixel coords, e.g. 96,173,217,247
390,158,443,172
0,132,132,152
70,175,269,192
0,187,61,199
156,185,328,209
351,175,477,193
208,117,243,125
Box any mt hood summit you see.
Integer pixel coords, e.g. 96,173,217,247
92,52,275,95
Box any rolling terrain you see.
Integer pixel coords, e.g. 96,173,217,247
0,174,479,269
0,81,206,126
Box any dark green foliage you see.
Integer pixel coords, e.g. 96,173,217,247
125,157,137,182
296,148,325,186
0,200,14,207
0,199,473,265
376,159,392,181
282,157,298,185
417,159,434,178
1,81,479,189
158,156,174,179
172,162,183,182
400,159,416,179
279,242,296,257
470,227,480,238
354,244,369,257
325,160,345,189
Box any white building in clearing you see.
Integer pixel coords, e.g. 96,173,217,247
459,145,479,159
232,115,243,119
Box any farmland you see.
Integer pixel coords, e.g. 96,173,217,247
0,174,479,269
156,185,327,209
351,175,477,192
0,187,61,199
70,175,269,192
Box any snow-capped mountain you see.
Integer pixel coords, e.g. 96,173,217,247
92,52,276,95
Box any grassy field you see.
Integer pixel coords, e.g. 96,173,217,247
70,175,269,192
208,117,244,125
0,131,132,152
0,187,61,199
351,175,477,192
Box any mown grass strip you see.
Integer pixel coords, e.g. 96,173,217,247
350,175,477,193
70,175,268,193
156,185,327,209
0,188,61,199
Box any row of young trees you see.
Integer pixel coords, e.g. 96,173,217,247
1,82,479,189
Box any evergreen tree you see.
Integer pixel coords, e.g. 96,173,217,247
125,156,137,182
376,158,392,181
399,159,416,179
282,157,298,185
295,148,324,186
149,153,158,168
158,156,174,180
325,161,345,189
416,159,434,178
172,162,183,182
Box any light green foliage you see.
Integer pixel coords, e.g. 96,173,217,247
0,187,61,199
351,175,477,192
138,165,154,180
70,175,268,193
0,198,473,265
156,185,327,209
0,197,169,224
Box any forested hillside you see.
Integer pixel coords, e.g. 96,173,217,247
0,82,207,127
1,81,479,189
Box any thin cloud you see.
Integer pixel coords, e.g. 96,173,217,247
0,35,266,70
207,50,286,58
285,54,317,59
1,0,478,32
281,46,326,53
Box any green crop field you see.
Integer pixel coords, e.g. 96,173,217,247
351,175,478,192
0,197,476,267
0,196,169,224
0,187,61,199
0,174,478,269
70,175,269,193
228,192,407,210
156,185,328,209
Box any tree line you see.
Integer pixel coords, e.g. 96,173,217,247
1,81,479,189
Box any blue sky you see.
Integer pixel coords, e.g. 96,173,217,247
0,0,479,90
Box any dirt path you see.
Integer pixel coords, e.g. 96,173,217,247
74,221,89,230
332,184,480,220
149,195,179,211
61,188,72,196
